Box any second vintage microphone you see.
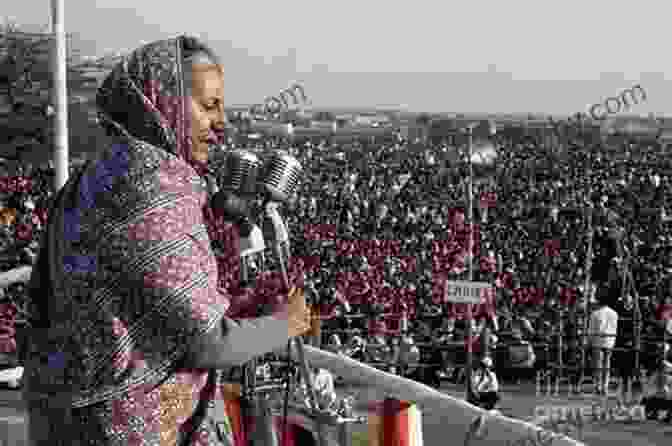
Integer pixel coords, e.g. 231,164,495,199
260,150,302,275
258,151,329,446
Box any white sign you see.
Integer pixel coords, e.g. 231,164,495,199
444,280,492,304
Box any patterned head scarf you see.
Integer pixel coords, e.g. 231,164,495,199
96,35,222,176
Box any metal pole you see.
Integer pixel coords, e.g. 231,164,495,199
582,205,593,374
51,0,69,191
466,125,474,400
581,155,593,382
629,266,642,385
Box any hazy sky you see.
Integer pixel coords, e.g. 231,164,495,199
5,1,671,115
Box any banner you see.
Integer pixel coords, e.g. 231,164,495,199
368,398,423,446
220,383,246,446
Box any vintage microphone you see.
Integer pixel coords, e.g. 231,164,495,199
211,149,266,285
259,151,301,281
258,151,328,446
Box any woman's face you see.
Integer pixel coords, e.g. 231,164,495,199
189,65,225,163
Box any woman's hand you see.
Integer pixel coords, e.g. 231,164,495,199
287,287,312,338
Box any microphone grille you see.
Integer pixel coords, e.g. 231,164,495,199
261,150,302,203
222,150,262,196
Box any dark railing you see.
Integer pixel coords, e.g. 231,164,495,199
313,307,669,396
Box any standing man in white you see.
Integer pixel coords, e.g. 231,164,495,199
588,290,619,395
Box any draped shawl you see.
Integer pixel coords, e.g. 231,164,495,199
24,35,231,445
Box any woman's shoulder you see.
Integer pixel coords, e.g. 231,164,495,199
89,142,207,205
73,147,210,248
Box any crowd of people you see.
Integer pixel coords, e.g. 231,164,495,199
0,162,54,362
1,126,672,403
210,129,672,400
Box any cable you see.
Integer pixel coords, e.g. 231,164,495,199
281,340,291,446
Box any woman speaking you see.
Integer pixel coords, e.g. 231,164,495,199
23,35,311,445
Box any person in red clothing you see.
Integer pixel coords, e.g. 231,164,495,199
656,295,672,337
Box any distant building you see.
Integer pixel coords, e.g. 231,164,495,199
428,119,463,145
600,116,661,145
312,111,335,122
334,113,355,122
399,123,429,143
659,129,672,153
249,120,293,137
354,114,390,127
295,109,313,120
310,120,337,132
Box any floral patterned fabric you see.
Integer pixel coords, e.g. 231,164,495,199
22,35,237,445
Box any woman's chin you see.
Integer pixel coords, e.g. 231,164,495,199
192,147,209,163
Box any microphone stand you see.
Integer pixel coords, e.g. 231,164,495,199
617,236,645,392
238,258,260,446
238,234,281,446
263,200,329,446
